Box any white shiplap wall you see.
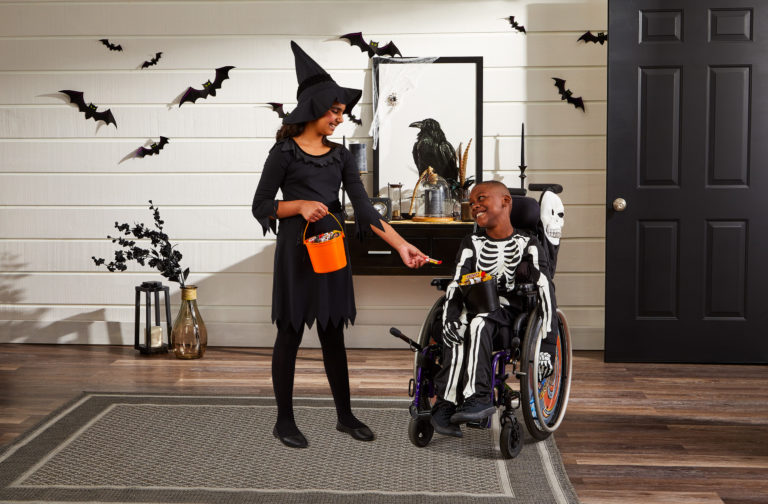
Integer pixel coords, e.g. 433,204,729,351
0,0,607,349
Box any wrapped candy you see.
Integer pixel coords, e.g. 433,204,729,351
306,230,343,244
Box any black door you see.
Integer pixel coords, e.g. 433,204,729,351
606,0,768,362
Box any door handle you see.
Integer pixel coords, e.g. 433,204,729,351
612,198,627,211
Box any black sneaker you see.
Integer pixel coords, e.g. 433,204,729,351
430,399,463,437
450,395,495,424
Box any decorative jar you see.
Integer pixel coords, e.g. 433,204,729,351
172,285,207,359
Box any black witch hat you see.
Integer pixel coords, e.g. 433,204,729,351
283,41,362,125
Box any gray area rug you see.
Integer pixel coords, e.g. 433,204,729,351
0,393,580,503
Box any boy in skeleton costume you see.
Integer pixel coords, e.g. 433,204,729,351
431,181,557,437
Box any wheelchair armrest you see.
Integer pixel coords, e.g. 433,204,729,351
515,283,536,294
430,278,452,291
515,282,539,310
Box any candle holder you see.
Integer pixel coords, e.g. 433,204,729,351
349,143,367,173
388,183,403,220
134,281,172,355
519,122,527,190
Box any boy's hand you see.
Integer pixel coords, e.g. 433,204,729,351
443,320,463,346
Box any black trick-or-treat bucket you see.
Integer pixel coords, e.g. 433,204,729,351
460,275,500,314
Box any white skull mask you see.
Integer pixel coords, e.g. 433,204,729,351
540,191,564,246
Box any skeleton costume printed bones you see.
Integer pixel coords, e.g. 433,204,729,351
435,230,555,405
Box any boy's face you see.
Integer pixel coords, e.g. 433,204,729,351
469,184,511,228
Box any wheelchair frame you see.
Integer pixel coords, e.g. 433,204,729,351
389,182,573,458
391,282,572,458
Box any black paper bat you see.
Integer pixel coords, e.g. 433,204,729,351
578,31,608,45
339,32,402,58
179,66,235,106
141,52,163,68
552,78,585,112
59,90,117,127
267,102,287,118
504,16,526,34
99,39,123,52
347,111,362,126
135,137,169,158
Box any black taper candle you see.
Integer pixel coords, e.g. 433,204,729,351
519,123,527,190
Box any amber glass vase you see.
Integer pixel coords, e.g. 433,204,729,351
172,285,207,359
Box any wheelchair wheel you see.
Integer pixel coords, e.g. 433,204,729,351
408,417,434,447
520,308,572,440
499,416,523,459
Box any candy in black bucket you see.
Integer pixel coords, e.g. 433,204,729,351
459,272,500,314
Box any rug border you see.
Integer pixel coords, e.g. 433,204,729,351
0,391,581,504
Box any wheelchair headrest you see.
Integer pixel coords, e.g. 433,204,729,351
510,195,540,230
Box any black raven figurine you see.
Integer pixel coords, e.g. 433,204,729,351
409,118,458,181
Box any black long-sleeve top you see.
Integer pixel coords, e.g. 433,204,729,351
443,230,553,335
252,138,384,332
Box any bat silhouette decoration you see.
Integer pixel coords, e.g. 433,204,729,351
347,111,362,126
504,16,526,34
59,90,117,127
179,66,235,106
141,52,163,68
578,31,608,45
339,32,402,58
267,102,287,119
135,137,169,158
99,39,123,52
552,78,585,112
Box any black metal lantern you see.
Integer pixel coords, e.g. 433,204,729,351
134,281,172,354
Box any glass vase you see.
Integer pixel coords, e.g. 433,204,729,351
459,188,473,222
172,285,207,359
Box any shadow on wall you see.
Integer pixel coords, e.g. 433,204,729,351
0,242,280,346
0,252,123,344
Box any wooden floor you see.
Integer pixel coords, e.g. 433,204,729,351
0,344,766,504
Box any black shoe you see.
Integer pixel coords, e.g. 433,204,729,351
336,421,375,441
272,425,308,449
450,395,496,424
430,400,463,437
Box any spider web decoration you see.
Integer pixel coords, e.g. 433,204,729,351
370,56,438,149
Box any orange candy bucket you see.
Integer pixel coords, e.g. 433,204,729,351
303,213,348,274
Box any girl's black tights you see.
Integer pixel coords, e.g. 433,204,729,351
272,320,365,437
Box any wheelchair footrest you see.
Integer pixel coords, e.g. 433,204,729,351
466,416,493,429
409,404,432,420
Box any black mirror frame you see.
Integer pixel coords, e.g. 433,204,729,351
372,56,484,196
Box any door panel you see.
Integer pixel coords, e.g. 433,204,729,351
707,66,750,186
606,0,768,362
638,67,681,186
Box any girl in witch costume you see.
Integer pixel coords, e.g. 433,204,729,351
252,41,428,449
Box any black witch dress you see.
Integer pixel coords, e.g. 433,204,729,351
252,138,384,333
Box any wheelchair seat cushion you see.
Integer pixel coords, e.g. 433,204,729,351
510,195,540,231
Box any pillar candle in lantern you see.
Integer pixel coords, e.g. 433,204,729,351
150,326,163,348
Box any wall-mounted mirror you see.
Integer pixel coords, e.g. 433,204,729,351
372,57,483,207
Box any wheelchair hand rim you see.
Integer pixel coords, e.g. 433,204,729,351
529,309,572,433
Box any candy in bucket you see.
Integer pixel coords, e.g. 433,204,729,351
303,214,347,273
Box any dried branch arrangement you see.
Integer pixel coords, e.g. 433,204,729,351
92,200,189,287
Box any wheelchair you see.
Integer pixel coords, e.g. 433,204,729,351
390,183,573,459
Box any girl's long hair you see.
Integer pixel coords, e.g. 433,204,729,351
275,122,338,147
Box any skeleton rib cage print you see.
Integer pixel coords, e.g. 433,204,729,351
477,236,522,291
445,232,554,336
